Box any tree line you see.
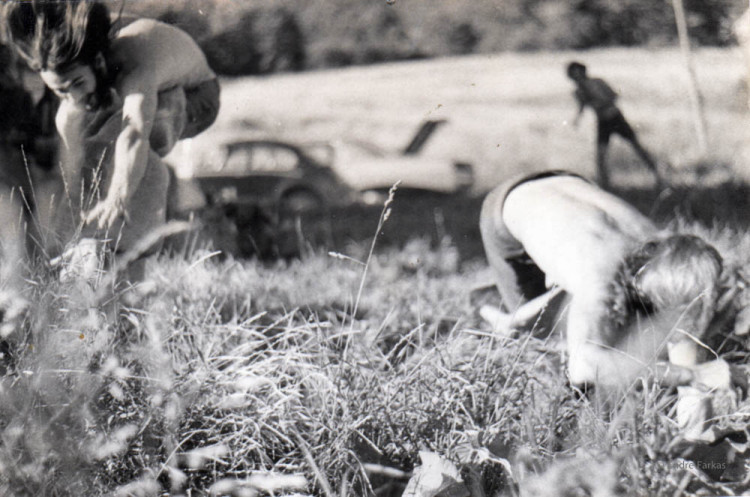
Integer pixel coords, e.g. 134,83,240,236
79,0,750,75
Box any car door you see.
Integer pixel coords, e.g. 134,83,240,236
201,142,305,208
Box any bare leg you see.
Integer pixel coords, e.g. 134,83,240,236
630,137,663,186
479,209,525,312
150,86,187,158
596,142,610,189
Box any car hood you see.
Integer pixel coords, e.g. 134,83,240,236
333,156,465,193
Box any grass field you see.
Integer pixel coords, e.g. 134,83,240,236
199,47,750,187
2,49,750,496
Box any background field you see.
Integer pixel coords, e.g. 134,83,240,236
190,47,750,188
4,43,750,497
174,47,750,261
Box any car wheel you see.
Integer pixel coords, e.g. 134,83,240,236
279,189,324,216
276,189,330,257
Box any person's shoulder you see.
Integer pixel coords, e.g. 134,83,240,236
590,77,614,91
114,16,187,39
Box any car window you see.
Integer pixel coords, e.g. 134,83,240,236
224,144,300,173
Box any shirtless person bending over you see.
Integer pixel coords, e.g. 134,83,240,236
479,170,736,391
2,0,219,283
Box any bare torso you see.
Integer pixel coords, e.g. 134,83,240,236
503,176,658,302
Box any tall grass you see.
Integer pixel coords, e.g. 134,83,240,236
1,49,749,495
2,193,747,495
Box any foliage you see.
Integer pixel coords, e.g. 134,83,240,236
123,0,748,75
200,7,306,75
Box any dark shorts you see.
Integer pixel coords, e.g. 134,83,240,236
182,78,221,139
481,170,588,302
597,110,636,145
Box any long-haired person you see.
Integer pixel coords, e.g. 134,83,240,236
1,0,220,283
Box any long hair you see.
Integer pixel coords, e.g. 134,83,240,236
605,234,723,344
2,0,111,72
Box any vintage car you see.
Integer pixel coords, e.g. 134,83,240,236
165,120,476,257
167,119,475,217
305,119,475,202
175,139,358,217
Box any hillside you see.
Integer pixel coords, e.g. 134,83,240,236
1,48,749,496
171,48,750,191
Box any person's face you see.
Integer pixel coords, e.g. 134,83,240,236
40,63,98,109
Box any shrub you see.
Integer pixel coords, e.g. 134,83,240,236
199,7,305,76
157,8,211,42
446,22,481,55
200,16,261,76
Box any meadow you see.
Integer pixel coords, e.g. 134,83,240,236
2,48,750,496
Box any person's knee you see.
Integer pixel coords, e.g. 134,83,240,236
182,79,220,140
150,87,187,157
150,122,178,157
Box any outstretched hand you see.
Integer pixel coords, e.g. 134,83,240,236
84,195,129,230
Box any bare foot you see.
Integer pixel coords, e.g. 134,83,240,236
479,304,513,336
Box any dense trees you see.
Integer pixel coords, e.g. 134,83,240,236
129,0,745,76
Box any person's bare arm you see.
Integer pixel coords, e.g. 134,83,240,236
56,101,88,198
572,90,585,126
84,75,158,229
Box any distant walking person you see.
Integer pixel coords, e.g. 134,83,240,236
567,61,662,189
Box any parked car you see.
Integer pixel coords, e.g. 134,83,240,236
168,138,358,219
168,119,475,216
164,119,476,256
305,119,475,201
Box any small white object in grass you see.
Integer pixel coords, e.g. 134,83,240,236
667,340,698,367
215,392,252,410
181,443,229,470
232,375,272,392
516,453,623,497
55,238,104,284
361,190,387,205
402,451,468,497
91,424,139,460
0,289,28,338
691,359,732,391
676,386,713,442
113,476,160,497
209,473,307,496
479,305,513,336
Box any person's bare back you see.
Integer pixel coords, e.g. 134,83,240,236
109,18,216,95
502,175,657,300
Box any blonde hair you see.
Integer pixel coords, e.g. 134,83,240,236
606,235,722,343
